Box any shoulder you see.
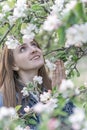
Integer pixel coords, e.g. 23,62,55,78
0,92,3,107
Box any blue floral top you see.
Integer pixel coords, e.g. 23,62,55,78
0,93,3,107
0,91,75,130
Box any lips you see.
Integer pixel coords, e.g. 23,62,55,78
31,55,40,60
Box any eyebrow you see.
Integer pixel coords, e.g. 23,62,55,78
17,41,37,49
17,43,27,48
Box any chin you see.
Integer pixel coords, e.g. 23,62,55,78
35,61,44,69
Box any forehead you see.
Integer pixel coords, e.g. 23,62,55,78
12,41,39,52
18,41,36,46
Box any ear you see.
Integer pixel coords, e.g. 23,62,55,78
12,64,19,71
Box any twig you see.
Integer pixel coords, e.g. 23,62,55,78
42,6,50,14
67,88,87,100
0,24,15,46
44,47,66,56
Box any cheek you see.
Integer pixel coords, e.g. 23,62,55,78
14,55,26,66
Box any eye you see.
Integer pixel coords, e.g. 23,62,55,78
31,42,38,47
20,46,26,52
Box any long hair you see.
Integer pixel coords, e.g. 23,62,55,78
0,41,52,107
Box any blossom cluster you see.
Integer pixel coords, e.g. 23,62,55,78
43,14,62,31
0,0,28,24
69,107,87,130
13,0,28,19
15,126,30,130
23,89,58,114
1,0,87,50
21,23,38,44
21,75,43,96
51,0,77,17
45,59,56,71
0,107,16,120
5,35,19,49
65,23,87,47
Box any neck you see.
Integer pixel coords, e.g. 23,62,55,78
18,69,38,84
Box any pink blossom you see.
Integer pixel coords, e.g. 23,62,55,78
47,118,59,130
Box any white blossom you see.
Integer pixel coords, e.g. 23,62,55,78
51,0,64,14
15,125,24,130
61,1,77,16
5,35,19,49
0,107,16,120
21,87,29,96
69,107,85,123
43,14,62,31
72,123,81,130
13,7,27,18
2,4,11,13
33,97,57,114
24,106,30,113
15,125,30,130
51,0,77,17
45,98,58,113
45,59,56,71
64,55,73,67
33,76,43,85
8,15,17,25
21,24,37,35
21,24,37,43
16,0,27,7
24,126,30,130
75,88,80,95
22,33,35,43
0,13,5,21
65,70,69,76
59,79,74,93
51,4,59,15
84,82,87,87
13,0,28,19
65,23,87,47
43,98,58,113
33,102,46,113
40,91,51,103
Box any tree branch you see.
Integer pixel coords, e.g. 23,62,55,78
0,24,15,46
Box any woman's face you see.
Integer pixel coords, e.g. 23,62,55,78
12,41,44,71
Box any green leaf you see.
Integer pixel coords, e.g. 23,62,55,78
75,2,86,22
57,26,66,45
77,71,80,77
66,11,78,26
15,105,22,112
28,118,37,125
8,0,16,8
21,23,27,30
31,4,44,11
28,82,34,88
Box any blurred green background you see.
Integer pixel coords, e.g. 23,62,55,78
72,56,87,86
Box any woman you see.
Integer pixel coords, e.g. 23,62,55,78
0,40,52,129
0,39,75,129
